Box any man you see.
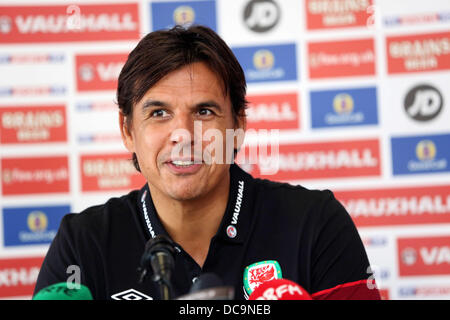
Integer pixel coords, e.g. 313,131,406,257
34,25,381,300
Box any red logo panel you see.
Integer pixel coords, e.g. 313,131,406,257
76,53,127,92
386,31,450,74
0,4,140,43
238,139,380,181
0,257,44,298
305,0,373,30
308,38,376,79
0,105,67,144
80,153,146,192
335,185,450,227
398,236,450,277
246,93,300,131
1,156,69,195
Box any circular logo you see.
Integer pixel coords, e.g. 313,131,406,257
0,16,12,34
243,0,280,33
404,84,443,122
333,93,354,114
401,247,417,266
416,140,436,161
253,49,275,70
173,6,195,26
79,64,94,82
27,211,48,232
226,225,237,238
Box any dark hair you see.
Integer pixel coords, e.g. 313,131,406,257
117,25,247,171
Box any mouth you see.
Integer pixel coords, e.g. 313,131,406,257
170,160,196,167
165,158,203,174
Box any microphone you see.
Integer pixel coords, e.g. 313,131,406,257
176,273,234,300
33,282,93,300
249,279,312,300
138,234,176,300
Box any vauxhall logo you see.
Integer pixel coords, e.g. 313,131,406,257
243,0,280,33
404,84,443,122
227,180,244,239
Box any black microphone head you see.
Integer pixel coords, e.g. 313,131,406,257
139,234,176,285
177,273,234,300
145,234,176,255
141,235,176,267
189,273,223,293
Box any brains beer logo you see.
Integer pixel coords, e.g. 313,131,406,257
243,260,282,297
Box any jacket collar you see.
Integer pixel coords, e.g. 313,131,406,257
137,164,256,245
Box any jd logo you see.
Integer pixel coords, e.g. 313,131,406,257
243,0,280,32
404,84,443,122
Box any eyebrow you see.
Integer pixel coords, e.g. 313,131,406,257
141,99,168,109
141,99,223,112
195,100,223,112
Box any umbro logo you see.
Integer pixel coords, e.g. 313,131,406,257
111,289,153,300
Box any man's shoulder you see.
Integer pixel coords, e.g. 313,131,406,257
248,175,352,239
247,174,344,225
252,175,333,203
233,164,334,209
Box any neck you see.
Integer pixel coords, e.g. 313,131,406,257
149,171,230,267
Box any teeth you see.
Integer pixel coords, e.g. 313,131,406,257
172,160,194,166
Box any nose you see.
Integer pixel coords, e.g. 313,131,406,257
169,112,199,146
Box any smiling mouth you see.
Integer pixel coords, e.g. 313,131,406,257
171,160,196,167
165,159,203,174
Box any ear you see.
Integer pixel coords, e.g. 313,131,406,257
234,112,246,152
119,112,135,153
235,110,247,132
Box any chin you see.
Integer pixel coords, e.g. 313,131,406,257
167,189,203,201
164,182,206,201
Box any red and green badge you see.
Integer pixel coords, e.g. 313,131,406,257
243,260,282,297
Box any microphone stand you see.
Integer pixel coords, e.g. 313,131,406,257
138,235,176,300
157,278,172,301
151,252,173,300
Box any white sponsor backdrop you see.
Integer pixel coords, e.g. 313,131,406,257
0,0,449,299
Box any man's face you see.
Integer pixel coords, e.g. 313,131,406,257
120,62,244,202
